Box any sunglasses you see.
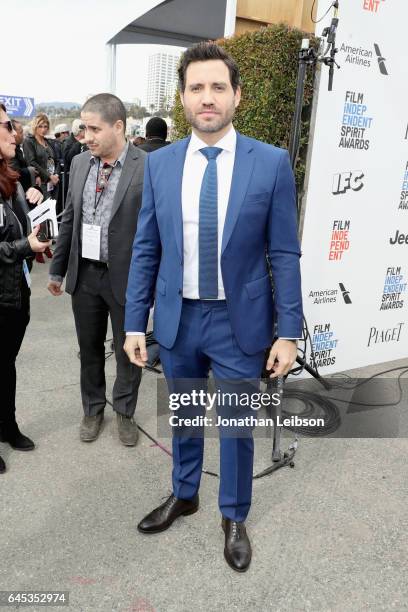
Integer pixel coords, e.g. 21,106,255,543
0,120,14,133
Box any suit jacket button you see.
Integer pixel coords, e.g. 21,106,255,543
178,289,182,295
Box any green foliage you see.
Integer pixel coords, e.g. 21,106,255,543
173,23,318,190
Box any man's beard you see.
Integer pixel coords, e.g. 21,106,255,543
184,103,236,134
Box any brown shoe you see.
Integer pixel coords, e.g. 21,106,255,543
222,518,252,572
116,413,138,446
80,412,104,442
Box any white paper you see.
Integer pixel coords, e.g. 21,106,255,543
82,223,101,260
27,198,59,237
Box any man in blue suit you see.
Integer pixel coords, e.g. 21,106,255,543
124,42,303,572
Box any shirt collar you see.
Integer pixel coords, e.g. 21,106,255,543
90,140,129,167
189,126,236,155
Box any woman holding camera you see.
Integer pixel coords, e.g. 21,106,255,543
0,103,51,474
23,113,57,263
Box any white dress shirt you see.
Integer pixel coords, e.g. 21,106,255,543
182,126,236,299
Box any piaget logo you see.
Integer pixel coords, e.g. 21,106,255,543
367,322,404,347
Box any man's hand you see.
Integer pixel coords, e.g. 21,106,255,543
49,174,59,186
266,339,297,379
47,279,63,296
124,335,148,368
28,225,52,253
25,187,43,205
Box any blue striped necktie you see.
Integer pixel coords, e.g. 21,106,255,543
198,146,223,299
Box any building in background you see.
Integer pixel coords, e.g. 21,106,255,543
235,0,314,34
146,51,182,113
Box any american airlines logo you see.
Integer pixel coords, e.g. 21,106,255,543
373,43,388,75
332,171,364,195
339,283,352,304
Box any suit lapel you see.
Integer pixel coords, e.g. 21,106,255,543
109,143,140,222
74,155,91,233
169,137,190,260
74,154,91,207
221,133,255,253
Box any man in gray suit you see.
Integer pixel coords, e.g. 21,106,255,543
48,94,146,446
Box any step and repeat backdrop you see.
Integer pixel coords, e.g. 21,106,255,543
300,0,408,373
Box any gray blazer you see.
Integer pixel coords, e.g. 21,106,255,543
50,142,146,305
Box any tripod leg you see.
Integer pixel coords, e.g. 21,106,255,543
272,376,284,461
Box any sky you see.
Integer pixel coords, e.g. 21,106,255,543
2,0,185,107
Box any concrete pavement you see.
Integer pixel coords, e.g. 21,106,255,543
1,261,408,612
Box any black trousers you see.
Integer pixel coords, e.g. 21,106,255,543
0,288,30,426
71,260,141,417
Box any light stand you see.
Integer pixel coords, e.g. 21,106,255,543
255,3,341,478
290,1,340,389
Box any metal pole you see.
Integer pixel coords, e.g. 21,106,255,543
106,43,117,94
288,39,310,169
224,0,238,37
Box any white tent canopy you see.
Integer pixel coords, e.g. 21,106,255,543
105,0,237,91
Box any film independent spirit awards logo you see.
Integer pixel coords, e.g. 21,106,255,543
339,91,373,150
380,267,407,311
399,162,408,210
311,323,339,368
362,0,386,14
328,220,350,261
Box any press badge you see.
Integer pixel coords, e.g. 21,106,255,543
82,223,101,260
23,260,32,288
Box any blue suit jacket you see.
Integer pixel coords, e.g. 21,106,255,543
125,132,303,355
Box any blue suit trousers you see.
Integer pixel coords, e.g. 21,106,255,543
159,299,265,522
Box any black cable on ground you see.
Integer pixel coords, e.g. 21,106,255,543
98,336,407,480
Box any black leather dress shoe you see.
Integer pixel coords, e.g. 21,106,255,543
138,494,199,534
0,425,35,451
222,517,252,572
0,455,6,474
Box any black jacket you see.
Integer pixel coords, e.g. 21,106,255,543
23,134,59,183
0,184,33,309
9,146,35,192
62,134,82,172
138,138,169,153
50,143,146,305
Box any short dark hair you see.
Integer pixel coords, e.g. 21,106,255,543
145,117,168,140
81,93,127,132
11,119,21,129
178,41,241,93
